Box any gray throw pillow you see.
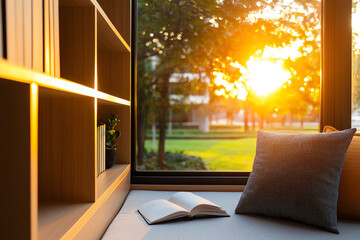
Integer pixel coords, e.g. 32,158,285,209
235,129,356,233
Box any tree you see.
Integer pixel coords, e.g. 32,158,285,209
137,0,322,168
137,0,231,168
208,0,321,130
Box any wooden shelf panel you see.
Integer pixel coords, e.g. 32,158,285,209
59,4,95,87
97,51,131,100
38,201,92,240
38,167,130,240
0,60,97,97
39,88,96,202
97,91,130,106
0,79,32,240
96,0,131,46
97,164,130,199
97,10,130,52
60,0,93,6
76,169,130,239
0,60,131,106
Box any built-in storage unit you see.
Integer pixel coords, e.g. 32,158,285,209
0,0,131,239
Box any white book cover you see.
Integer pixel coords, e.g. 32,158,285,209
102,124,106,172
99,125,101,175
97,126,100,176
101,124,103,173
99,125,102,174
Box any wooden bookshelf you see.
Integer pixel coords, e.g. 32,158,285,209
97,164,130,199
38,202,92,240
97,0,131,46
0,0,131,239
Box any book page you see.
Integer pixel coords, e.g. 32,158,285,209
168,192,220,213
138,199,189,224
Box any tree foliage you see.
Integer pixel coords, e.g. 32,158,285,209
137,0,322,167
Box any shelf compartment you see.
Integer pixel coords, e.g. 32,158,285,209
38,201,92,240
96,0,131,48
0,59,131,105
97,10,129,52
59,1,95,87
97,51,130,100
38,88,96,202
97,164,130,199
74,167,130,239
38,165,130,240
97,100,131,165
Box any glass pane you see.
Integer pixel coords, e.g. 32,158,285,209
352,0,360,129
136,0,320,171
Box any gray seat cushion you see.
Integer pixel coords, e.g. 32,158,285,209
102,191,360,240
235,129,356,233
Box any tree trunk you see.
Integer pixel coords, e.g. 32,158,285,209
259,113,265,130
244,104,249,132
282,114,286,127
300,116,304,128
251,108,256,131
136,64,147,166
137,100,146,166
157,74,170,169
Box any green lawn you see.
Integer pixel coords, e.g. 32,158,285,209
144,126,318,171
147,126,318,139
145,138,257,171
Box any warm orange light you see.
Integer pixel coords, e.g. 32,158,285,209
228,57,291,97
0,60,130,106
30,83,38,240
353,3,360,54
213,71,248,100
261,40,303,60
246,58,291,96
96,91,131,106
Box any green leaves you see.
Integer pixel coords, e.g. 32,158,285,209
106,114,121,149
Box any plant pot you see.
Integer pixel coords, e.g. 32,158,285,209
106,148,116,169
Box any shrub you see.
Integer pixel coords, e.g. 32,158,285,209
141,150,207,170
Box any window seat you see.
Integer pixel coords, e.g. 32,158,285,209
102,190,360,240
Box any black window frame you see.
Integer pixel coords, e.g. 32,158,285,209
131,0,353,185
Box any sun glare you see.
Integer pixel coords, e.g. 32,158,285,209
226,57,291,97
211,0,320,101
246,59,291,96
214,57,291,100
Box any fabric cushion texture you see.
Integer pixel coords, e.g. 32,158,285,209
235,129,356,233
323,126,360,220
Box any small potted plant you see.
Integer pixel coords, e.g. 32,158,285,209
106,114,121,169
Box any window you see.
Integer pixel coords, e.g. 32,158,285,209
131,0,352,184
352,0,360,129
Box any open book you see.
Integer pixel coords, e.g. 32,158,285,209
138,192,229,224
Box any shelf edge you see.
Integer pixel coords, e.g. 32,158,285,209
0,60,96,98
97,91,131,106
61,164,131,240
92,0,131,53
0,60,131,107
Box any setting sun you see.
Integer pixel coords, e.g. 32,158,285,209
216,56,292,100
246,58,291,96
